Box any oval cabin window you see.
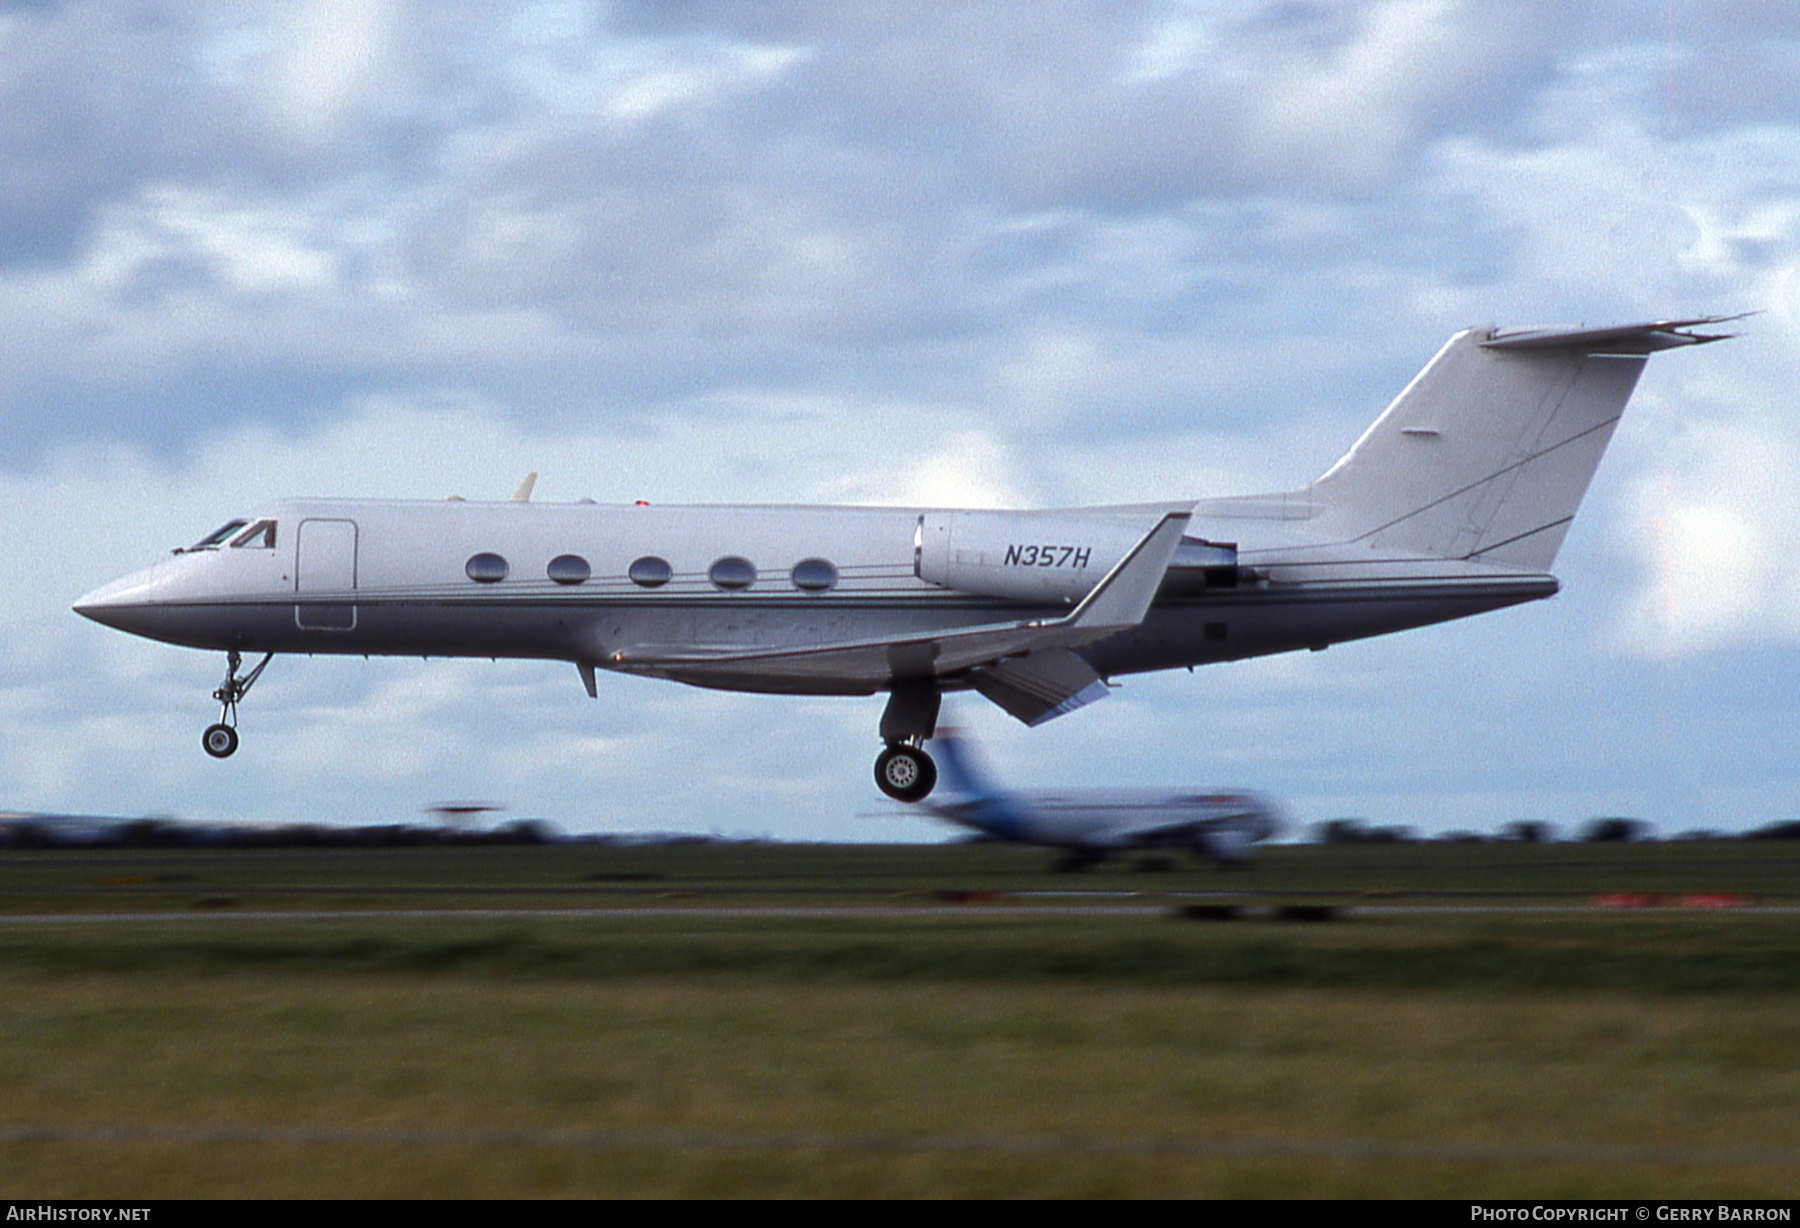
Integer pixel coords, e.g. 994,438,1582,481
628,556,672,587
708,557,756,590
547,554,591,585
790,558,838,592
466,552,509,583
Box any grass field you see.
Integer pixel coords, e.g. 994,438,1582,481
0,840,1797,1197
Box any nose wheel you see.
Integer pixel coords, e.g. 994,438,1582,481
203,650,272,759
202,723,239,759
874,742,937,803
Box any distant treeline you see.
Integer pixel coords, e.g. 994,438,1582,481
0,819,559,850
1314,818,1800,844
9,815,1800,850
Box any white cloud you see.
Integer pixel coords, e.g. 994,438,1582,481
604,44,807,123
1681,197,1800,279
1248,0,1487,184
881,427,1032,510
149,187,340,293
1124,14,1217,84
266,0,405,146
5,3,1800,835
1621,419,1800,655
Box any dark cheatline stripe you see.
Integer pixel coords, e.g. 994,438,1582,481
106,575,1554,615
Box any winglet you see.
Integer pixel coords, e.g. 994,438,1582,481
512,472,538,503
1063,511,1191,630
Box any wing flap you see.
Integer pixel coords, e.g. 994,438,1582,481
969,649,1110,727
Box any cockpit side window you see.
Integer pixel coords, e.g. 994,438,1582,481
189,520,250,551
230,520,277,549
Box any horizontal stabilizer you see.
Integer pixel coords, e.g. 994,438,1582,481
970,650,1109,727
1480,315,1749,353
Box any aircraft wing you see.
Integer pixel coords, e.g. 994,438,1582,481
608,512,1190,709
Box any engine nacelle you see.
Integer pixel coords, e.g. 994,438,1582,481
914,511,1233,604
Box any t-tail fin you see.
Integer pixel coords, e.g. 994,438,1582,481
933,729,999,801
929,730,1028,840
1308,317,1738,570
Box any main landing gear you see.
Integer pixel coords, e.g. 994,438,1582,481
873,682,940,803
874,743,937,803
202,649,272,759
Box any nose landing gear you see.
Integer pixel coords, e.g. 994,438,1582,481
203,650,273,759
202,723,239,758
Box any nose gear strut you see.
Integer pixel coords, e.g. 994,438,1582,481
203,649,273,759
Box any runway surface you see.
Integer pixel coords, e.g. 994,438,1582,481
1,1122,1793,1167
2,903,1798,922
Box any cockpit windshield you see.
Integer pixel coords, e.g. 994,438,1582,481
230,520,277,549
187,520,250,551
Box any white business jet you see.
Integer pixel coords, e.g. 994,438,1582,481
73,317,1736,802
923,729,1281,870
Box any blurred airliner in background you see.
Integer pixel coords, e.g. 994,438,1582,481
922,730,1282,870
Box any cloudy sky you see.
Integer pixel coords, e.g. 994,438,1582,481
3,0,1798,839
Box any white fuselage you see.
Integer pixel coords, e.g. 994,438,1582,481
73,494,1555,698
930,788,1283,851
68,318,1729,794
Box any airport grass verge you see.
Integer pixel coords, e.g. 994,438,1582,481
2,953,1799,1196
3,843,1800,1195
2,912,1800,994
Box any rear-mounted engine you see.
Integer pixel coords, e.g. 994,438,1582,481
913,510,1239,603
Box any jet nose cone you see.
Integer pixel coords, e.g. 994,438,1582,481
73,562,181,637
73,576,143,632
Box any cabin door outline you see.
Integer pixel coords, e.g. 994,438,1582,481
295,518,358,631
